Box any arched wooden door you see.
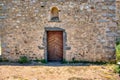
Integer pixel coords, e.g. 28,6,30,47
47,31,63,61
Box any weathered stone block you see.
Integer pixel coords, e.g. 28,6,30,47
108,5,116,10
106,32,118,37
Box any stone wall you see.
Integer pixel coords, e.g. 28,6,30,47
0,0,117,62
116,0,120,37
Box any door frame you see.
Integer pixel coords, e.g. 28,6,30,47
44,27,66,62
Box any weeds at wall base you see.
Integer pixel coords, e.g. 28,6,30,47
33,59,47,64
62,59,110,65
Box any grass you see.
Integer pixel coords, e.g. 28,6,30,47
18,56,29,64
116,44,120,62
12,75,28,80
62,59,108,65
33,59,47,64
114,65,120,74
68,77,92,80
113,38,120,74
18,56,47,64
0,57,9,62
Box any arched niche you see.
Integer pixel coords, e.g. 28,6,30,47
50,7,60,21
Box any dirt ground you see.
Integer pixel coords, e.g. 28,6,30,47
0,63,120,80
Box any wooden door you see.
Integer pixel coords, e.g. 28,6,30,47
47,31,63,61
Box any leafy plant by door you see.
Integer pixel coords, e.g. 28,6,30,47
116,38,120,62
18,56,29,64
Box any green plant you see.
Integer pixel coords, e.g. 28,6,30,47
68,77,92,80
114,65,120,74
116,38,120,45
40,59,47,63
18,56,29,64
34,58,41,62
62,59,107,65
116,44,120,62
0,57,9,62
0,57,2,62
62,59,68,63
34,58,47,64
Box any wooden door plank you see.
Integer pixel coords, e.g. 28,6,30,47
47,31,63,61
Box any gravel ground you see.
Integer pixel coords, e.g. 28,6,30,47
0,62,120,80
